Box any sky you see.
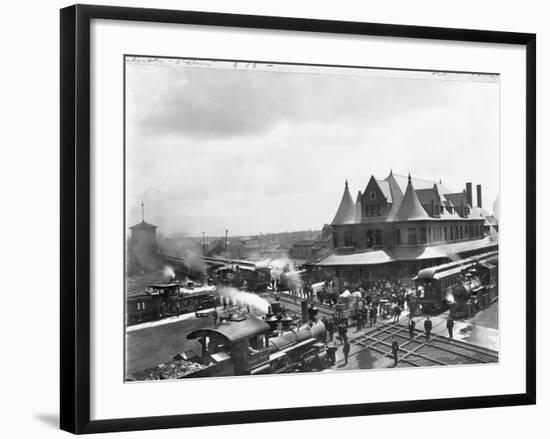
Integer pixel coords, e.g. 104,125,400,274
125,57,499,237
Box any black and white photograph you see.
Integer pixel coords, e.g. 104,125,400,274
0,0,544,436
124,56,500,381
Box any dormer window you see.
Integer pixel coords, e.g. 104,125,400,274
370,191,376,200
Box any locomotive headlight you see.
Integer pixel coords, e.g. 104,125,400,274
445,292,455,304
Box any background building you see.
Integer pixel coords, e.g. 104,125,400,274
313,171,498,288
128,202,160,273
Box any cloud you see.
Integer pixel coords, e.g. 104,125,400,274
126,62,464,141
125,60,499,236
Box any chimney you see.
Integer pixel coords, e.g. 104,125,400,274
476,184,482,208
466,182,473,207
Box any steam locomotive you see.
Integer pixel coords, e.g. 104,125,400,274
134,305,329,380
414,251,498,318
204,256,272,291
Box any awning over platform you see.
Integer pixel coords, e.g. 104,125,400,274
392,246,447,261
428,236,498,257
315,237,497,267
315,250,393,267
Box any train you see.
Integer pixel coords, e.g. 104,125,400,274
413,251,498,318
203,257,272,291
133,304,329,380
126,281,218,326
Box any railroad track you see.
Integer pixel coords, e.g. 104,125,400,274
348,322,498,368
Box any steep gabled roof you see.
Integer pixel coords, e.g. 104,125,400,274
375,179,392,202
444,192,469,209
355,191,363,222
436,183,451,195
415,186,440,206
331,180,356,225
392,173,452,195
385,172,405,221
393,176,431,221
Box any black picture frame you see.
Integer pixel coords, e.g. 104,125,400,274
60,4,536,434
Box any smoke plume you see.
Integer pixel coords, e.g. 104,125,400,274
265,256,303,290
162,265,176,280
216,286,270,315
158,235,207,274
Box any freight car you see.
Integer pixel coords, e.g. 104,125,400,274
414,251,498,316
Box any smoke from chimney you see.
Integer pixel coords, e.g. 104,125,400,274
466,182,473,207
476,184,482,208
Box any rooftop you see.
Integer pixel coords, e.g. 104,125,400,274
331,171,496,225
130,220,157,229
187,317,270,343
315,236,497,267
331,180,356,225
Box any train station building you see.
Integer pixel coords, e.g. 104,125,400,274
312,171,498,288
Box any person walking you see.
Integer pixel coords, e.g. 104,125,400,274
343,341,350,365
391,336,399,367
327,341,337,364
393,305,402,323
321,317,328,341
212,309,218,325
404,291,411,311
424,316,433,342
342,323,348,344
446,316,454,338
408,318,416,340
327,318,334,341
369,306,377,327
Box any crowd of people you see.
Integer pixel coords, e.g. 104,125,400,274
271,275,464,368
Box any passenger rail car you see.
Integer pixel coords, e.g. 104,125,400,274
126,283,218,326
414,251,498,316
126,292,163,326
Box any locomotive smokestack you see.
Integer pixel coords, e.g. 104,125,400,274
476,184,482,208
301,301,309,324
466,182,473,207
